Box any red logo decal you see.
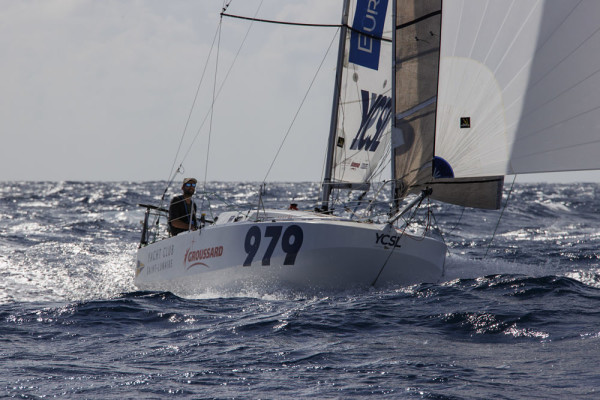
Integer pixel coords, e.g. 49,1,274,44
184,246,224,269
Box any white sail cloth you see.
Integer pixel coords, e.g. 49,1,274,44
332,0,394,185
435,0,600,178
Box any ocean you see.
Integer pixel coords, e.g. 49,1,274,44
1,181,599,399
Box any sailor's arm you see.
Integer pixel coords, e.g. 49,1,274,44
170,218,197,231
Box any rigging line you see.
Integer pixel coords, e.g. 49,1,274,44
364,180,392,217
483,174,517,260
165,24,221,190
396,10,441,30
336,24,393,43
371,194,426,287
155,22,222,215
221,12,341,28
178,0,265,168
333,58,350,183
427,205,447,248
319,148,328,190
425,204,448,278
447,206,466,234
350,190,369,218
262,27,340,183
204,16,223,190
370,156,390,183
221,13,393,43
221,0,232,13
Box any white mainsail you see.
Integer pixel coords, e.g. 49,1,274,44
331,0,394,185
435,0,600,178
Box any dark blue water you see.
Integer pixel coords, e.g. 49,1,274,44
2,181,600,398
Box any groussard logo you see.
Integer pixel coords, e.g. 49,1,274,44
184,246,224,269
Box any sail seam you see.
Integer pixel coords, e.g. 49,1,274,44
502,0,584,104
513,89,600,143
469,0,489,58
512,134,600,162
507,24,600,134
492,0,542,76
221,12,395,43
482,0,514,65
221,12,341,28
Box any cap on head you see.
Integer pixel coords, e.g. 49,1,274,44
183,178,197,185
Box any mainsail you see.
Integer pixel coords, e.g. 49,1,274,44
434,0,600,178
325,0,394,192
393,0,503,209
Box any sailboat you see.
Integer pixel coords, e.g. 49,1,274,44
135,0,600,295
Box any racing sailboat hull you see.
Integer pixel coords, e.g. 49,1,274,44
135,211,446,295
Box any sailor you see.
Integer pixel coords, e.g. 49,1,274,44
168,178,198,236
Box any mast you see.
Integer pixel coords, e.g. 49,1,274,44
320,0,350,211
390,0,398,211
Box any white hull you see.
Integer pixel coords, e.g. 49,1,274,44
135,211,447,295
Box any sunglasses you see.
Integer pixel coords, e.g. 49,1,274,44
185,183,196,187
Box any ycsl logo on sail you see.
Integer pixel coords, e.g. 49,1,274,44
323,0,394,198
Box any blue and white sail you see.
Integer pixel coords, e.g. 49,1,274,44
330,0,393,186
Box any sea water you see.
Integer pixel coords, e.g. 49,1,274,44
1,181,599,399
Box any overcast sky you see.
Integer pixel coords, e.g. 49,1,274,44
1,0,598,183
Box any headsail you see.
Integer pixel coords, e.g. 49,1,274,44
435,0,600,178
393,0,503,209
